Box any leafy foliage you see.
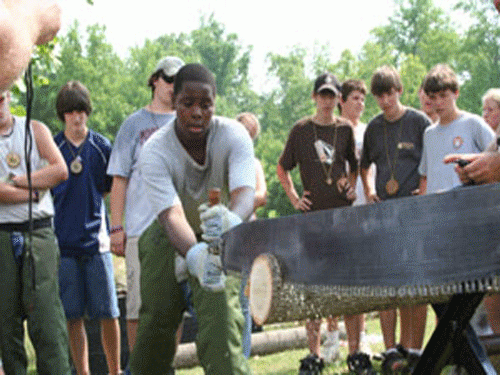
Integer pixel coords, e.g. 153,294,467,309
13,0,500,219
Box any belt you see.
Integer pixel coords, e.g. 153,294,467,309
0,217,52,232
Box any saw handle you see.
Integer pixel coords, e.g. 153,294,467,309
208,188,221,206
206,188,222,256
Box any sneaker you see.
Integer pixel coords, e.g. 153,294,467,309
347,352,376,375
393,344,422,374
404,349,421,373
299,353,324,375
322,330,340,363
379,348,408,375
447,365,468,375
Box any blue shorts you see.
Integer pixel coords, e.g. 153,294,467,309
59,252,119,320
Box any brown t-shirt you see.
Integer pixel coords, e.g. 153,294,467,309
279,116,358,211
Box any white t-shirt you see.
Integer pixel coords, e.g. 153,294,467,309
0,117,54,222
352,122,373,206
419,112,495,194
107,109,175,236
140,116,256,232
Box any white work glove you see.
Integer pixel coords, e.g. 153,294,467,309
198,203,242,242
185,242,226,292
174,253,188,283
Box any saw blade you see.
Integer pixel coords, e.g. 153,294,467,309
222,183,500,294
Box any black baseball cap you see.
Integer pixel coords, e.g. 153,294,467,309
314,73,341,95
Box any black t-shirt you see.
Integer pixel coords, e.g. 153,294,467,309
279,117,358,211
360,108,431,200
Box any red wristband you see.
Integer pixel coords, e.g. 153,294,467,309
110,225,124,234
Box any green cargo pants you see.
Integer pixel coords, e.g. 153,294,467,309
130,220,251,375
0,226,71,375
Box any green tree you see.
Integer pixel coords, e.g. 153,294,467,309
254,129,300,219
191,15,258,117
455,0,500,114
371,0,459,68
263,47,315,133
399,54,429,109
30,22,131,140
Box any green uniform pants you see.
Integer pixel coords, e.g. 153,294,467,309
130,220,251,375
0,226,71,375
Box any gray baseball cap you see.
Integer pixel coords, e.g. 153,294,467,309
154,56,185,77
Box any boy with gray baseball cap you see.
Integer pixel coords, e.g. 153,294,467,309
107,56,185,361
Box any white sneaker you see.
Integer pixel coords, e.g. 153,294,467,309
322,330,339,363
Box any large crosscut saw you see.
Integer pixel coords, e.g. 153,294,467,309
221,183,500,374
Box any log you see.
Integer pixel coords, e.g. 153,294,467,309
248,253,500,325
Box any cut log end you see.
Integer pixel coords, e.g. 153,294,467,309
247,252,470,325
249,253,282,326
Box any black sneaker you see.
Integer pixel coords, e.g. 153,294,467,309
379,348,408,375
394,344,422,374
299,353,324,375
404,350,421,373
347,352,376,375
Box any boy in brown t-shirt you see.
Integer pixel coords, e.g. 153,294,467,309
277,72,358,373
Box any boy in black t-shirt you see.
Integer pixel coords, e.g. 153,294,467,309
360,66,431,373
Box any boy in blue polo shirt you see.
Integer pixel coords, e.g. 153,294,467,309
51,81,122,375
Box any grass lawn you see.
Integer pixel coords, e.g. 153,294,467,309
21,257,476,374
176,309,439,375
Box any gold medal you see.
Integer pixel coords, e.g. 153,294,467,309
6,151,20,168
70,158,83,174
385,178,399,195
326,178,333,185
383,119,405,197
65,134,88,175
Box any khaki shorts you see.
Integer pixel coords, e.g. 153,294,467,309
125,236,141,320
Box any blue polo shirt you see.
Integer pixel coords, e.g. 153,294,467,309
52,129,112,257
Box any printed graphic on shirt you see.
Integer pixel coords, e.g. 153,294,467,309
314,139,335,164
398,142,415,150
453,136,464,149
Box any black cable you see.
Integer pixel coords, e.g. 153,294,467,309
24,62,36,290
